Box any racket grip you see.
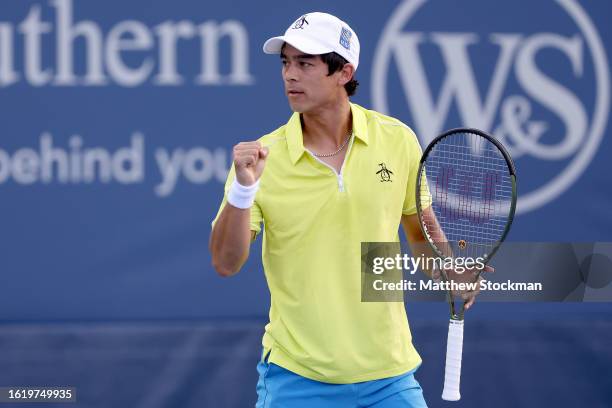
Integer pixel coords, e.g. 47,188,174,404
442,319,464,401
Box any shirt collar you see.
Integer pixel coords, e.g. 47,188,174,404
286,103,370,165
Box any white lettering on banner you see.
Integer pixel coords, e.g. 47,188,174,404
512,34,587,160
195,21,253,85
52,0,106,86
105,21,154,87
0,0,254,87
0,133,229,197
154,147,228,197
391,32,521,144
154,21,196,86
0,23,19,86
155,149,184,197
372,0,609,214
19,5,53,86
0,133,144,184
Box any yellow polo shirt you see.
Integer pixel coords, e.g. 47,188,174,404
212,103,424,383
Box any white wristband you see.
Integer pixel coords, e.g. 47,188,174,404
227,179,259,209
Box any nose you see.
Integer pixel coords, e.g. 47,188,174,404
283,62,298,82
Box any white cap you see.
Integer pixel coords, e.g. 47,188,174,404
263,12,360,71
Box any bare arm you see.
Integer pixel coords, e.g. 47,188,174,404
401,208,446,279
209,141,268,277
209,205,256,277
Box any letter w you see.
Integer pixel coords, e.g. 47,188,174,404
393,33,522,144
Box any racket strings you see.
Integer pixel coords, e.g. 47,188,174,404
418,131,514,259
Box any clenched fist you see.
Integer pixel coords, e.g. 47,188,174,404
233,141,269,186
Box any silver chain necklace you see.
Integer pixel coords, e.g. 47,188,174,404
311,133,353,158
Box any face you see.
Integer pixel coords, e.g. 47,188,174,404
280,44,347,114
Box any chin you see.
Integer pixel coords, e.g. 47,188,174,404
289,99,324,114
288,101,307,113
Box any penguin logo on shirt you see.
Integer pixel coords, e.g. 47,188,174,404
377,163,393,182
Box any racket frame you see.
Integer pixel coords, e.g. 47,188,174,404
415,128,517,400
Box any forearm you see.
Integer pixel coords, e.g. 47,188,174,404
402,209,449,279
406,233,436,279
209,204,253,277
210,140,268,277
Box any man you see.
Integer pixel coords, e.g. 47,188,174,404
210,12,482,407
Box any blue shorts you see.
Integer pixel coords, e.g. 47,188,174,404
255,353,428,408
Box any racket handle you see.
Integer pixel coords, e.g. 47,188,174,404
442,319,464,401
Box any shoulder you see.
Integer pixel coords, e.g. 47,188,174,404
354,104,421,147
256,124,287,152
257,124,286,143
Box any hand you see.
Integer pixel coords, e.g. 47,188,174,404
233,142,269,186
442,264,494,310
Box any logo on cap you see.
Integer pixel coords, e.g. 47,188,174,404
339,27,352,50
292,15,309,29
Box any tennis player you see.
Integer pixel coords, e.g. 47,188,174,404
210,12,483,407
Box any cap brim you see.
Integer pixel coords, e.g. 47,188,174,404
262,37,285,54
262,35,333,55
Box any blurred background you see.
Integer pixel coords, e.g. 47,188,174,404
0,0,610,407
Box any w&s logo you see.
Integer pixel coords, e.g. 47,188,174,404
371,0,609,214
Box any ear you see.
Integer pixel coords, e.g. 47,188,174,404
337,63,355,87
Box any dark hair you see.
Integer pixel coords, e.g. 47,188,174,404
320,52,359,96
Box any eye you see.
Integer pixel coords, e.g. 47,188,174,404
299,61,312,67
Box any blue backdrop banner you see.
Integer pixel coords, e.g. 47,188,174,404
1,0,610,321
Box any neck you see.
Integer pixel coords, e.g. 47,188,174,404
301,98,352,147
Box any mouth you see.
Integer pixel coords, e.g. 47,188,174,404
287,90,304,97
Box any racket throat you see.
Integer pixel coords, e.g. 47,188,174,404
447,295,466,321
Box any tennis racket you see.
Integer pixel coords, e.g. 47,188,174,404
415,128,517,401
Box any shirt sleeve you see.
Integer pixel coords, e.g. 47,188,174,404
211,164,263,237
402,128,431,215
